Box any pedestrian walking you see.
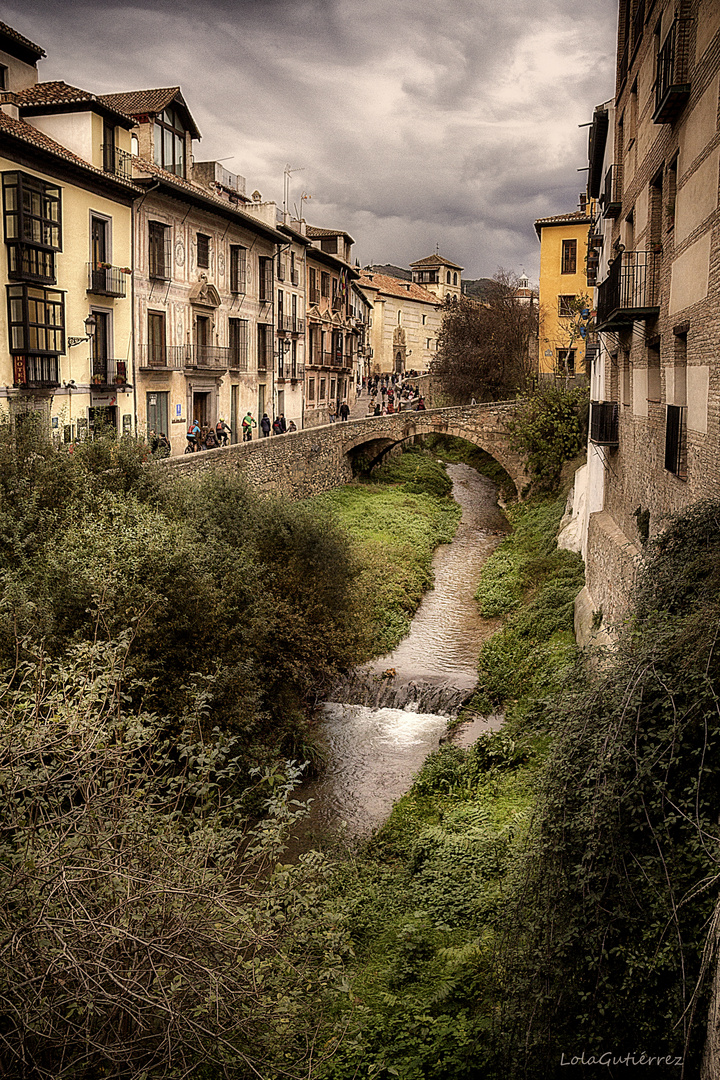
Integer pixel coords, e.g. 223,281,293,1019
260,413,271,437
339,400,350,421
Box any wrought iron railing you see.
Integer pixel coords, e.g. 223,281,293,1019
292,317,304,334
277,314,292,332
139,344,230,369
102,144,133,181
91,357,130,386
602,164,623,217
653,18,691,123
87,263,128,297
277,358,304,381
596,250,658,326
590,401,619,446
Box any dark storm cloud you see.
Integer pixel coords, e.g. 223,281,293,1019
6,0,618,278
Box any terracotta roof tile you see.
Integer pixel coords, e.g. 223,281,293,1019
534,210,593,227
11,80,134,125
0,111,141,192
99,88,201,138
357,271,438,305
0,21,45,59
409,253,463,270
306,224,355,242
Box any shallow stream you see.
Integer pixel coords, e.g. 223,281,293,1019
298,462,508,838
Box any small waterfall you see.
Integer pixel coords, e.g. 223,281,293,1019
328,669,473,716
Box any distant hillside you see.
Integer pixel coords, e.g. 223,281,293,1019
462,278,498,300
365,263,412,281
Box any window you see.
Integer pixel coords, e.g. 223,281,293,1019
197,233,210,270
397,310,402,325
556,348,576,376
320,237,339,254
319,377,326,400
230,246,246,293
330,378,336,399
561,239,577,274
259,257,273,302
321,272,330,298
446,271,451,283
153,106,186,177
131,134,139,156
558,294,576,317
422,314,427,325
147,391,169,438
7,283,64,356
257,324,270,370
229,318,248,371
276,253,285,280
277,289,284,328
291,250,298,285
147,311,166,366
453,272,458,285
148,221,171,279
2,171,61,251
307,377,315,401
309,268,319,304
333,331,343,365
0,65,7,91
665,404,687,477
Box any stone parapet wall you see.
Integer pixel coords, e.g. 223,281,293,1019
159,402,526,500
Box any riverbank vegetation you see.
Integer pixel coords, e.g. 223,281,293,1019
309,445,461,657
316,495,720,1077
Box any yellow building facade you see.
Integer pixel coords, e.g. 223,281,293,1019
534,208,593,380
0,27,138,438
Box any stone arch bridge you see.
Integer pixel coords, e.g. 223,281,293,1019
162,402,528,498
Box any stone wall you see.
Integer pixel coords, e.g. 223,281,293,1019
159,403,526,499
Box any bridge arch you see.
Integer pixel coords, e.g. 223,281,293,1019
340,405,527,495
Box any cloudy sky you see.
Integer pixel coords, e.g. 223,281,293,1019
8,0,618,280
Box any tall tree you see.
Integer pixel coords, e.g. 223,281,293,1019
431,270,537,404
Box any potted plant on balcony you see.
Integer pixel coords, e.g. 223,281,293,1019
91,375,103,385
97,262,112,270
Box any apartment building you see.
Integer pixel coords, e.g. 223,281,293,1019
569,0,720,635
100,89,286,452
358,268,441,375
535,207,594,380
0,24,138,440
304,227,359,426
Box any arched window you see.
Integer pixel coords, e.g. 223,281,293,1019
397,310,402,324
453,272,458,285
131,133,139,156
446,271,451,283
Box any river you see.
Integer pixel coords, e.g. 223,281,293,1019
298,461,508,839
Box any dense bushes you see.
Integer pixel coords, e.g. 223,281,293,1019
0,426,362,753
509,383,588,491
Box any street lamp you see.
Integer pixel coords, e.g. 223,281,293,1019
84,314,97,381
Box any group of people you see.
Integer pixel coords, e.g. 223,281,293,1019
148,430,171,456
328,401,351,423
253,413,298,440
360,374,426,416
185,417,232,452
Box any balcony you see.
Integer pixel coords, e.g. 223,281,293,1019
102,144,133,181
601,164,622,218
309,286,320,305
596,250,659,330
91,358,130,388
653,19,691,124
277,358,304,382
332,295,344,312
13,354,60,389
186,345,231,370
590,401,619,446
277,314,292,332
7,243,56,285
292,317,304,334
87,263,129,297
